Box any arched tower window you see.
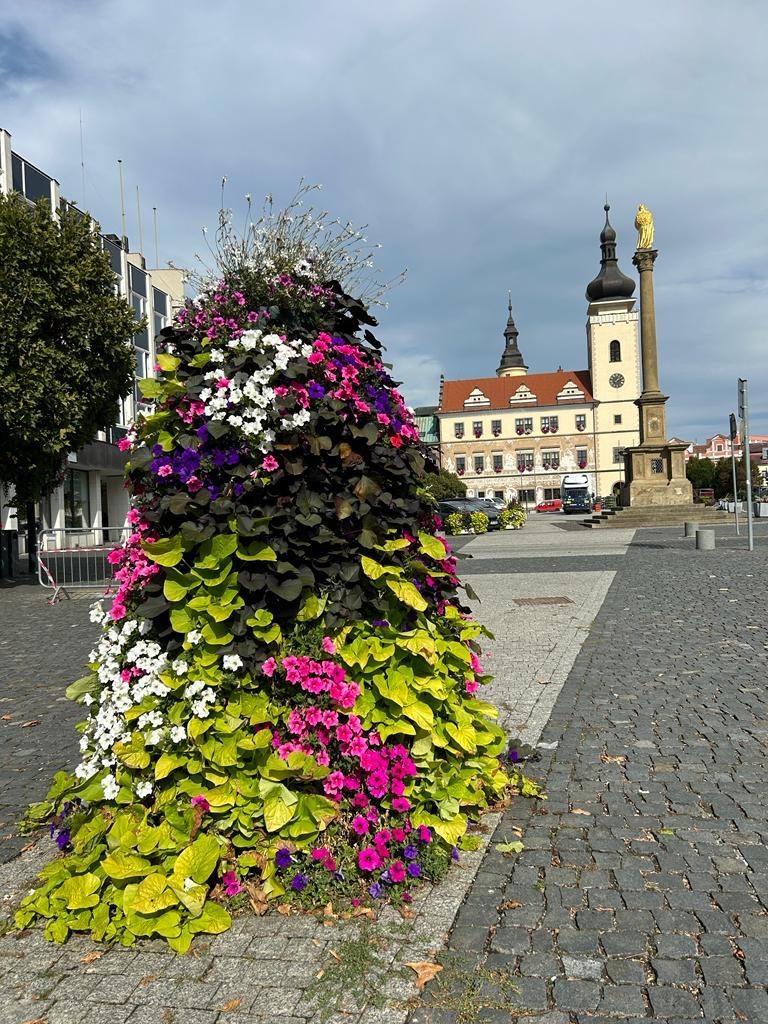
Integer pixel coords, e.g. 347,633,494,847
609,339,621,362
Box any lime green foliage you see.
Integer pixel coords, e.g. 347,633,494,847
499,505,526,530
469,511,489,534
444,512,470,535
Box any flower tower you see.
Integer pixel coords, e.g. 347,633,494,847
17,196,525,952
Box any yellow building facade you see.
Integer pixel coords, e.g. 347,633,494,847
436,207,642,504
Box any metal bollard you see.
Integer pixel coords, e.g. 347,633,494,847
696,529,715,551
684,521,699,537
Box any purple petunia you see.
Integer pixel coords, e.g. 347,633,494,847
291,873,308,892
406,862,421,878
369,881,382,899
403,845,418,860
451,846,460,862
307,382,326,399
275,847,292,869
55,829,71,850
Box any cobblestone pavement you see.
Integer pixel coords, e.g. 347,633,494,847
2,521,767,1023
414,525,768,1023
0,581,99,863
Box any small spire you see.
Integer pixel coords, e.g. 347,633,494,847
586,201,635,303
497,291,527,377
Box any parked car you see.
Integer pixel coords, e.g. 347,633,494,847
534,498,562,513
477,497,507,512
437,497,501,530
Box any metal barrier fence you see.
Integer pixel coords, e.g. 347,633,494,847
37,527,129,603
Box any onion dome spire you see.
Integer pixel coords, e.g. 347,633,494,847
586,203,636,302
496,291,528,377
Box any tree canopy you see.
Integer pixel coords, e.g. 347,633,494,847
420,467,467,502
0,193,138,503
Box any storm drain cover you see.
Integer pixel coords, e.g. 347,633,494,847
513,596,574,606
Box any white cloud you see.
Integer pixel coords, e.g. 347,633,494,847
2,0,766,441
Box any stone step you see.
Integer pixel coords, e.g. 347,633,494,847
581,507,734,529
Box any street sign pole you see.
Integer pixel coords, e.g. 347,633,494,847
738,379,754,551
729,413,740,536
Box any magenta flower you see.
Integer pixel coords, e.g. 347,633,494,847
392,797,411,813
191,795,210,814
358,847,382,872
417,825,432,844
261,455,279,472
351,815,370,835
465,680,479,694
321,636,336,654
389,860,406,883
222,871,241,896
262,657,277,677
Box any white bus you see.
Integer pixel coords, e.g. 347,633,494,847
561,473,592,514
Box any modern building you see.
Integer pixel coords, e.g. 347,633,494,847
674,434,768,463
0,128,186,543
436,206,642,504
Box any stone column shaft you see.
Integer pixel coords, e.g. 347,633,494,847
633,248,661,395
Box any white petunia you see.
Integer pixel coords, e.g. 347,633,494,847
102,774,120,800
136,780,153,798
187,630,202,645
170,725,186,743
222,654,243,671
171,659,187,675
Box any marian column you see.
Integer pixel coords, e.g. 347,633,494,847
622,206,692,507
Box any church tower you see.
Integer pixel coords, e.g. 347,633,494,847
496,293,528,377
585,205,642,476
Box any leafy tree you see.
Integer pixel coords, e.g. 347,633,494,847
686,456,714,491
0,193,138,508
420,467,467,502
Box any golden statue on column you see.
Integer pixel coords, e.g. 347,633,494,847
634,204,654,250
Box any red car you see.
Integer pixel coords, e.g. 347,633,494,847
535,499,562,513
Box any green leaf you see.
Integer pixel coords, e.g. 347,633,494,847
155,752,187,781
418,531,447,560
102,851,154,879
131,873,179,914
163,568,199,602
446,721,477,752
59,872,101,910
156,353,180,371
65,673,99,703
402,700,434,730
138,377,163,399
237,540,277,561
172,834,221,885
361,556,396,580
260,781,298,832
495,840,524,855
386,579,428,611
188,900,231,935
114,733,150,769
295,593,327,621
142,534,184,567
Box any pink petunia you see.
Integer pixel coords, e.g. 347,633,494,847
389,860,406,883
191,795,210,813
187,475,203,493
262,657,277,678
465,680,479,694
157,464,173,477
358,847,382,872
351,815,370,836
311,847,330,861
321,636,336,655
117,437,132,451
417,825,432,843
261,455,279,472
392,797,411,813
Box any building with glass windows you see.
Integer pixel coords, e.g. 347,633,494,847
436,207,643,506
0,128,186,542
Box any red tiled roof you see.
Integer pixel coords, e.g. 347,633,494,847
438,370,593,413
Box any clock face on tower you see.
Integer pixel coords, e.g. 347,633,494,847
609,373,625,389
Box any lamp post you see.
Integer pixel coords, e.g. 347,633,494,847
591,399,600,503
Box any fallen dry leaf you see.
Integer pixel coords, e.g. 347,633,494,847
139,974,158,986
21,720,41,728
1,714,11,721
20,840,37,853
79,951,103,964
405,961,443,991
600,753,626,764
328,949,342,962
276,903,292,916
323,901,336,918
352,906,376,920
500,900,523,911
244,881,268,916
398,907,416,920
220,999,242,1012
20,1018,47,1024
571,808,591,815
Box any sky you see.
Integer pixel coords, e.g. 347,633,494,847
1,0,766,441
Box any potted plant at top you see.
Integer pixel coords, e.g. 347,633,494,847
516,426,524,436
578,459,587,469
550,423,558,434
542,424,549,434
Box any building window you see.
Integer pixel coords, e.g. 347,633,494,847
542,449,560,471
472,421,483,438
614,414,622,425
515,417,533,436
613,447,624,464
492,453,503,473
576,447,588,469
516,450,534,473
64,469,91,530
544,487,561,500
474,455,485,473
519,488,536,505
454,422,464,439
541,415,559,434
455,456,466,476
609,339,621,362
715,444,723,452
491,418,502,437
494,490,504,500
576,414,586,432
